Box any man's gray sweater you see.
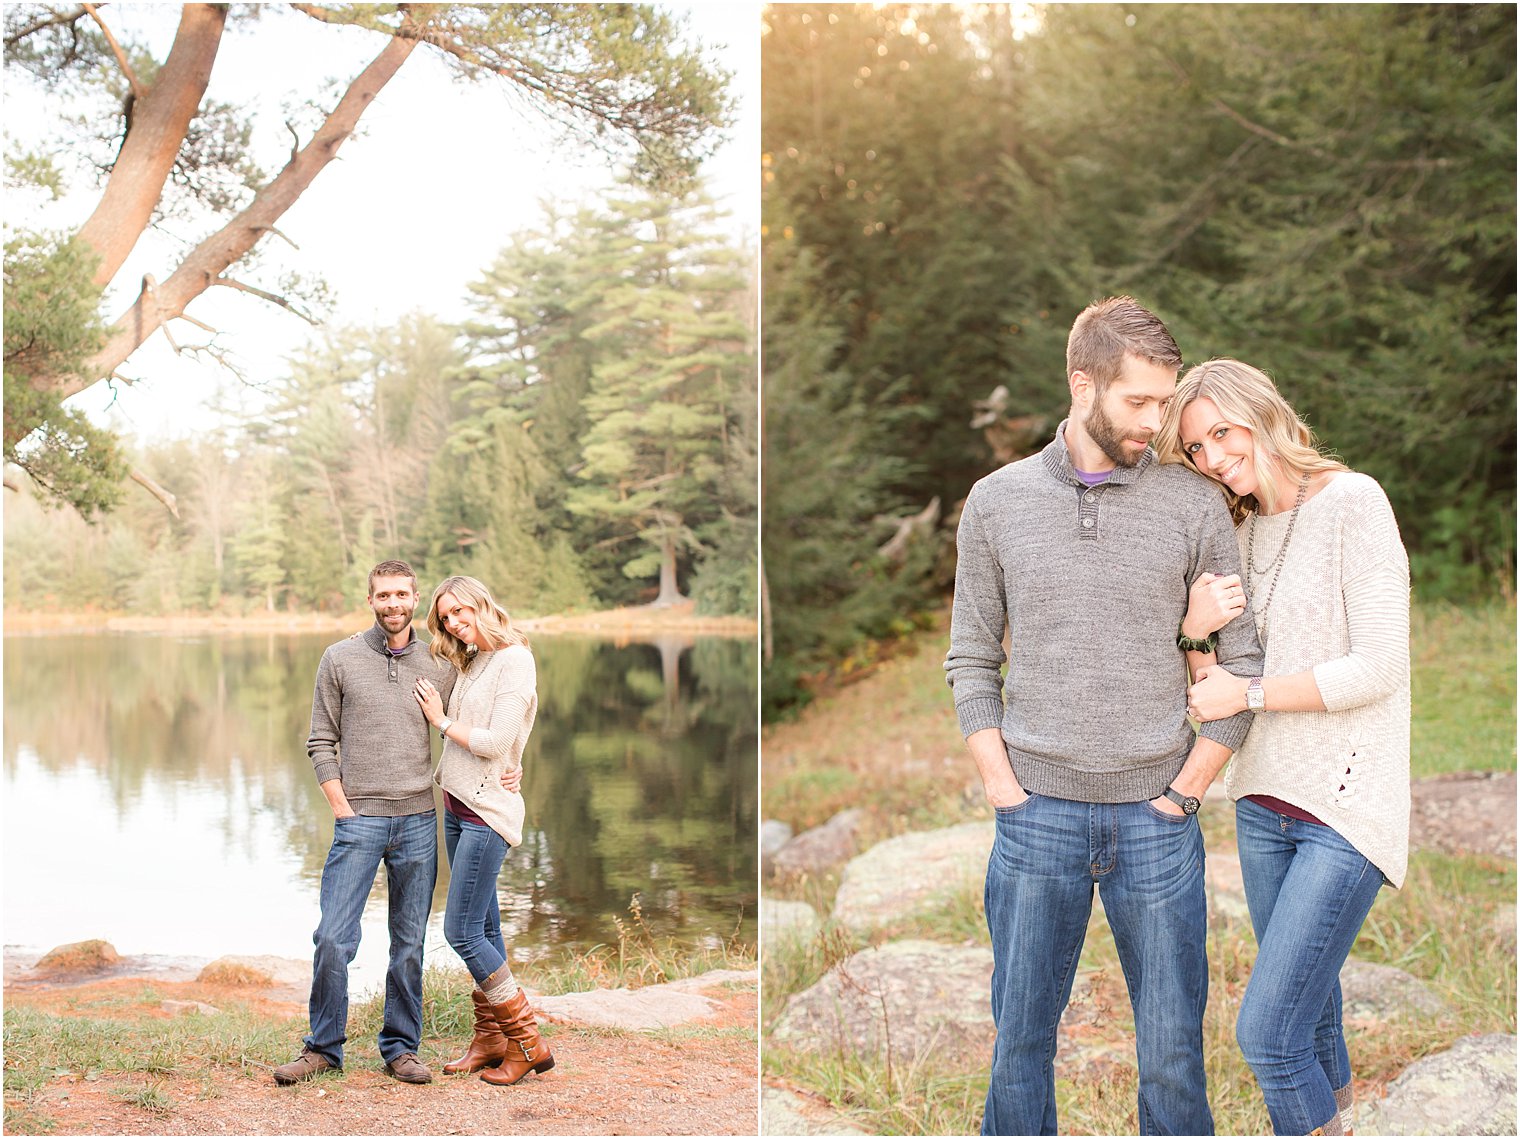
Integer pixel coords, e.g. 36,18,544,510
945,423,1264,803
307,624,458,817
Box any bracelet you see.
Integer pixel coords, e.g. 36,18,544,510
1176,623,1217,654
438,716,453,740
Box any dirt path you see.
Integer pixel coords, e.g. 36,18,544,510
5,975,758,1136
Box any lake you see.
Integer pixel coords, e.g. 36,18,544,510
3,630,757,990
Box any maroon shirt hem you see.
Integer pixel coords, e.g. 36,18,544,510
443,790,488,827
1246,793,1326,826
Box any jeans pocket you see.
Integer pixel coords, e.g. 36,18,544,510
995,793,1037,817
1141,801,1193,824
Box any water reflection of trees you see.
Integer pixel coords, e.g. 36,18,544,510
2,632,757,952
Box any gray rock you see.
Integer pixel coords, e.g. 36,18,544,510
761,1087,869,1136
161,999,220,1016
1410,772,1516,859
1362,1033,1517,1136
1205,848,1251,925
771,809,867,880
536,971,752,1030
831,823,987,935
771,940,994,1066
663,968,758,994
1339,960,1450,1025
762,820,794,878
762,898,820,947
197,954,311,991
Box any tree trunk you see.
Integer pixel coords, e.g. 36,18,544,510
653,525,685,607
76,4,227,288
54,32,418,400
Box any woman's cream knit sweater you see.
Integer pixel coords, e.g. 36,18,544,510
1224,471,1411,887
432,644,537,847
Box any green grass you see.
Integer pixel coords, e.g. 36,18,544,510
1410,599,1516,775
762,600,1517,1135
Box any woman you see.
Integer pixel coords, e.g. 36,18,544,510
1156,359,1410,1137
412,574,555,1087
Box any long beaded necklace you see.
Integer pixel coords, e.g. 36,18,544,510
1246,474,1310,641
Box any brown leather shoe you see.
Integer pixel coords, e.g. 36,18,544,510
384,1052,433,1084
443,989,509,1075
479,990,555,1086
273,1046,336,1085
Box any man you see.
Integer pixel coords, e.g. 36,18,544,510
945,297,1264,1136
274,559,457,1086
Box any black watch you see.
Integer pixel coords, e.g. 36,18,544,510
1164,786,1201,815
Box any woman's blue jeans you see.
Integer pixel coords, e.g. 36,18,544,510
305,811,437,1067
1235,798,1385,1135
442,810,510,985
982,793,1212,1136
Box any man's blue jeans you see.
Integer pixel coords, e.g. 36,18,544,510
982,793,1212,1137
442,810,510,984
1235,798,1384,1135
304,811,437,1067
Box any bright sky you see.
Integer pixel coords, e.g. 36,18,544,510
4,2,758,443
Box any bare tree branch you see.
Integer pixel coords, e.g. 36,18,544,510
3,4,90,48
81,2,143,97
57,28,418,399
130,468,180,517
213,275,321,324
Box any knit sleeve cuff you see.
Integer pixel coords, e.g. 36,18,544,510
313,760,341,786
1199,709,1252,753
956,696,1006,739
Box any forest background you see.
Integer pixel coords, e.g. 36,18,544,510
761,3,1516,713
4,3,757,620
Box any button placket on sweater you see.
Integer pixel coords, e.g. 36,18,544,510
1077,485,1104,540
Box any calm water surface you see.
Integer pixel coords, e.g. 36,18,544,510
3,631,756,990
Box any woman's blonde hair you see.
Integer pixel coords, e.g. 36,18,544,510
425,575,529,673
1155,358,1347,523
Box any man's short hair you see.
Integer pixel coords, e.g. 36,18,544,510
368,559,417,596
1066,296,1182,395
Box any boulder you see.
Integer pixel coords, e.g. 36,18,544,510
1362,1033,1517,1136
535,971,753,1031
1339,960,1449,1026
762,898,820,947
831,823,987,935
770,940,994,1067
35,939,120,974
1205,847,1251,925
761,820,794,878
1409,772,1516,859
161,999,221,1016
771,809,867,880
197,955,311,990
761,1086,869,1136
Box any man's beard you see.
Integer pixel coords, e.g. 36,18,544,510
1085,398,1150,468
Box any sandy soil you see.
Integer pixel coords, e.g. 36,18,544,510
5,974,759,1136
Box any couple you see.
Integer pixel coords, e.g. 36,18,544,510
272,561,555,1089
947,297,1410,1136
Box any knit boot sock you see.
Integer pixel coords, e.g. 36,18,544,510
482,963,519,1005
1334,1082,1354,1135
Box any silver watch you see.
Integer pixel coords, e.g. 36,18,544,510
438,716,453,739
1246,677,1265,713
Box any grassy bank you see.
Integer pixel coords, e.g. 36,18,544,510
4,927,755,1135
761,599,1517,1135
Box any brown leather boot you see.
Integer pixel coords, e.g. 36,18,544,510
442,988,509,1075
479,989,555,1086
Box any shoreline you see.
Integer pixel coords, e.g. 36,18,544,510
3,603,757,639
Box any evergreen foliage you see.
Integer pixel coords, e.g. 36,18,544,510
4,184,756,618
762,3,1516,713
